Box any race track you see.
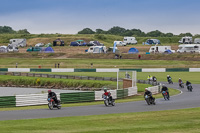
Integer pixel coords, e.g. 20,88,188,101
0,83,199,121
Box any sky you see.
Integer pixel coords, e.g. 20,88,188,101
0,0,200,35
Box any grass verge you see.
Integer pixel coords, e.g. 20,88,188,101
0,107,199,133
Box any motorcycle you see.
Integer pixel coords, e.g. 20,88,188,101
103,95,115,106
179,82,184,88
187,84,193,92
168,78,173,84
145,95,156,105
162,91,169,100
47,97,61,110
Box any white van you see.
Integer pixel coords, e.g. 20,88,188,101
178,37,192,44
114,41,126,46
177,44,200,53
123,37,137,44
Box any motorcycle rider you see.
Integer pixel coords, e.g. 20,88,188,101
102,88,113,102
161,85,170,98
48,90,58,104
186,81,192,90
144,88,155,101
167,75,172,82
178,78,183,87
152,76,157,82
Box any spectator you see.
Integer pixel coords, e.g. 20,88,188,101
16,63,18,68
55,63,57,68
58,63,60,68
138,54,141,59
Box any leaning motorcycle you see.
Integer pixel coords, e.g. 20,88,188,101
162,91,169,100
103,95,115,106
47,97,61,110
179,82,184,88
145,95,156,105
168,78,173,84
187,84,193,92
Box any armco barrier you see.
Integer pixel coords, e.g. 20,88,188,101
0,68,200,72
60,92,95,103
16,93,60,107
148,86,159,94
0,96,16,107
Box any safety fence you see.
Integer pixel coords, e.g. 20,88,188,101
0,87,139,108
0,96,16,107
0,68,200,72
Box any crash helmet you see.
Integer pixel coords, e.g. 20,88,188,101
48,90,51,93
104,88,107,92
167,75,169,77
145,88,148,91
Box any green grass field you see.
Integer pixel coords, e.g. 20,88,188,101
0,107,199,133
0,58,200,68
38,72,200,84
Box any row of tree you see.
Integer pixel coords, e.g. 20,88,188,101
0,26,30,34
78,26,199,37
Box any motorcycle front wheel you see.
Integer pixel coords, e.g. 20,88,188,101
48,103,53,110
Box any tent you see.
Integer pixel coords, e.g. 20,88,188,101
53,39,64,46
44,47,54,53
164,49,172,54
0,46,8,53
128,48,139,54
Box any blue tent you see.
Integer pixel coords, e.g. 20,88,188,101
44,47,54,53
164,49,172,54
128,48,139,54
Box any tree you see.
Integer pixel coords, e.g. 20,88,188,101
17,29,30,34
78,28,95,34
146,30,164,37
95,29,106,34
165,33,174,37
0,26,15,34
107,26,126,35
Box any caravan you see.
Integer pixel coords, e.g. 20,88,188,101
123,37,137,44
9,39,26,47
177,44,200,53
87,46,106,53
178,37,192,44
149,46,175,53
194,38,200,44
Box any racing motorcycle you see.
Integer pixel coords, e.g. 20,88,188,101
179,82,184,88
145,95,156,105
187,84,193,92
162,91,169,100
102,95,115,106
47,97,61,110
168,78,173,84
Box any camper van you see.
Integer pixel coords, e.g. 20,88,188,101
114,41,126,46
178,37,192,44
9,39,26,47
123,37,137,44
149,46,175,53
177,44,200,53
194,38,200,44
87,46,106,53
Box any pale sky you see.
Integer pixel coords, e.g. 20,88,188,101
0,0,199,35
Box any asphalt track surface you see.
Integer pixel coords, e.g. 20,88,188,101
0,82,199,121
